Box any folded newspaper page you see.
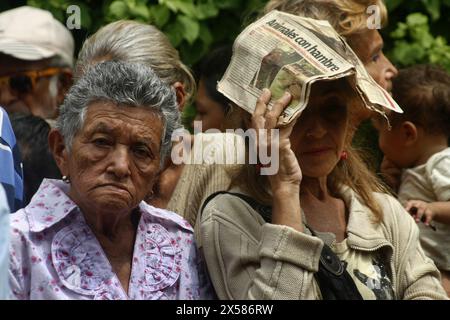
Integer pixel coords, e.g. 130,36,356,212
218,10,402,125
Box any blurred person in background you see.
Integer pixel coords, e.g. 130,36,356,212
10,114,61,206
193,45,234,132
0,6,74,119
0,107,23,211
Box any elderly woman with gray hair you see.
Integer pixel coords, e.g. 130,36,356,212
8,61,213,300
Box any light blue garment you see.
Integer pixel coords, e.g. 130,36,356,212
0,185,9,299
0,107,24,211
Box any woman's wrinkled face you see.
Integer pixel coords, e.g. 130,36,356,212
65,102,163,215
289,80,354,178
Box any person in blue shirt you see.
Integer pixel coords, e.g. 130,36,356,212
0,107,23,211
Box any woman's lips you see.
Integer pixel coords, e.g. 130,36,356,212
302,147,333,155
97,184,131,196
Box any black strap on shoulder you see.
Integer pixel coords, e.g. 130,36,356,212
200,191,363,300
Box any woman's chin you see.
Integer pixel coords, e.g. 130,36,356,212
300,160,338,178
89,194,136,214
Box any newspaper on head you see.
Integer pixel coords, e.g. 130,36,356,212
217,10,402,125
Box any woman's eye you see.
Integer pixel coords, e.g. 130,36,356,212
371,54,380,62
92,138,111,147
133,146,151,159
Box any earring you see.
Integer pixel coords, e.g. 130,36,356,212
340,151,348,161
62,175,70,183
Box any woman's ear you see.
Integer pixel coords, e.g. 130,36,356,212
172,82,186,112
48,128,70,177
401,121,419,146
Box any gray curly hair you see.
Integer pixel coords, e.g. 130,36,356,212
57,61,180,166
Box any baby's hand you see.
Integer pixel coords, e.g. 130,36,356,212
405,200,437,230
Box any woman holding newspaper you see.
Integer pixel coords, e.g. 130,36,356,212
197,8,447,300
198,78,448,299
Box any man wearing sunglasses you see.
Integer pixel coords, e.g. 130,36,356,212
0,6,74,119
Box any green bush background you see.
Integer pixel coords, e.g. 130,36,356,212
1,0,448,70
1,0,449,168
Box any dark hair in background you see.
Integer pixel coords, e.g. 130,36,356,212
391,64,450,137
195,45,233,113
10,114,61,206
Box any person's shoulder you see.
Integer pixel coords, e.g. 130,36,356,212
372,191,407,218
140,201,194,233
200,190,266,227
189,132,247,166
371,191,400,205
9,208,32,241
371,191,417,237
423,147,450,168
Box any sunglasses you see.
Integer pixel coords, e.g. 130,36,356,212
0,67,69,94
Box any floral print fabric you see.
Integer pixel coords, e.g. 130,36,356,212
9,179,213,300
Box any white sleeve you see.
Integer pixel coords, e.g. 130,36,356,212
426,152,450,201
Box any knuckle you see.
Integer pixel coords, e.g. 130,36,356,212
265,112,277,121
256,97,267,105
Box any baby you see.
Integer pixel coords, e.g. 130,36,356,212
373,64,450,296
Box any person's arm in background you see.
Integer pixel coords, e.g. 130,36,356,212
0,185,9,299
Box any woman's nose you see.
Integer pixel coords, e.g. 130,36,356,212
106,146,132,179
383,53,398,80
306,120,327,139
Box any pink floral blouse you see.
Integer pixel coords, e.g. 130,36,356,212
9,179,214,300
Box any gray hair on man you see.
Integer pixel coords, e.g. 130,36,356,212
57,61,180,165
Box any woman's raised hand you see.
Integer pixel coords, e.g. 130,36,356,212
252,89,303,231
251,89,302,193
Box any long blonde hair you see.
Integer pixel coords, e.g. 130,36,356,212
262,0,388,37
75,20,196,103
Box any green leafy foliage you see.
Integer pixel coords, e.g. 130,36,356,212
24,0,266,65
384,0,450,72
388,13,450,71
